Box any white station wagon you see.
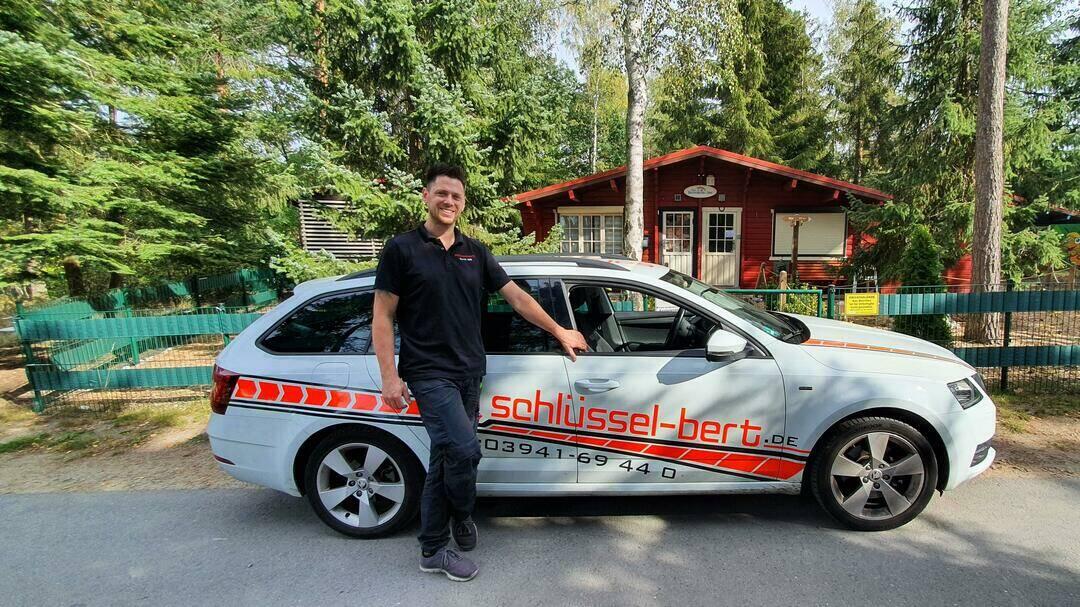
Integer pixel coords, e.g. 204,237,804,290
208,255,995,535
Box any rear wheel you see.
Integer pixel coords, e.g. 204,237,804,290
810,417,938,531
303,428,422,538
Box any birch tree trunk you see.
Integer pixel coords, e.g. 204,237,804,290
591,90,599,173
965,0,1009,343
621,0,646,262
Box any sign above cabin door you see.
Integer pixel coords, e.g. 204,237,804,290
660,211,694,276
700,207,742,287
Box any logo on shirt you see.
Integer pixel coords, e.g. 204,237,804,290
454,253,476,262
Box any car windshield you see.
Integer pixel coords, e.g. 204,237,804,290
658,269,795,339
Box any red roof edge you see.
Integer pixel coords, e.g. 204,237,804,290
513,145,893,203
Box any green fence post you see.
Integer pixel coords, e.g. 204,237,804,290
13,319,46,412
190,276,202,308
125,306,140,365
218,305,231,346
239,273,250,308
826,285,836,319
1001,280,1013,392
815,290,823,317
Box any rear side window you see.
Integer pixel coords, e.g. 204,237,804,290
482,279,563,353
261,290,375,354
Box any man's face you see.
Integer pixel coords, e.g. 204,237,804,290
422,176,466,227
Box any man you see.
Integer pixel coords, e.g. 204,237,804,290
372,163,588,582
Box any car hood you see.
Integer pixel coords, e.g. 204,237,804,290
786,314,973,378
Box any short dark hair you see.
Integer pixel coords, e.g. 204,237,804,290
424,163,467,189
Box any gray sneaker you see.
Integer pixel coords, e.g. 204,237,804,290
419,548,478,582
452,518,478,551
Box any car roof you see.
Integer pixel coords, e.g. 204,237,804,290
312,254,671,292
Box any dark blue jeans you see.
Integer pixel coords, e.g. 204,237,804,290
409,376,482,554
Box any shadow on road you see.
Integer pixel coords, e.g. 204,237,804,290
239,479,1079,605
476,491,834,528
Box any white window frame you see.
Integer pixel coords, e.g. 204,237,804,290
556,206,624,255
770,210,848,260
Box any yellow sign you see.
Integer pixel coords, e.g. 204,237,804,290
845,293,880,316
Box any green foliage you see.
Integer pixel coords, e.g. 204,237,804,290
826,0,902,182
857,0,1069,282
652,0,832,171
0,0,287,293
2,0,1078,297
265,229,372,285
893,225,952,346
268,0,586,243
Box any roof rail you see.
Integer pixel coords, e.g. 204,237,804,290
494,254,631,271
338,253,631,281
338,268,377,281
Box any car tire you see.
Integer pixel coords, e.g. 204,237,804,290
809,416,938,531
303,427,423,538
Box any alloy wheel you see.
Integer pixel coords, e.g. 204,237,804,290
316,442,406,528
828,431,926,521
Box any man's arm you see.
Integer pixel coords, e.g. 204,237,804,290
373,289,408,409
499,281,588,361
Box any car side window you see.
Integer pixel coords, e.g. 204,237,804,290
567,283,718,353
261,290,376,354
481,279,562,353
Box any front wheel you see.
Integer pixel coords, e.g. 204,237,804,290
303,428,423,538
810,417,938,531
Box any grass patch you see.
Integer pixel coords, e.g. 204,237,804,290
50,430,98,451
112,401,208,430
0,402,37,424
994,392,1079,434
997,406,1031,433
0,432,50,454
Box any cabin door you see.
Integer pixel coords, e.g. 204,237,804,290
700,207,742,287
660,211,694,276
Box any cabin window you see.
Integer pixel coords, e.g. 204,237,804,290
557,207,623,255
772,211,847,258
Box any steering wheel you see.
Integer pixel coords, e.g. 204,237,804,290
663,306,687,349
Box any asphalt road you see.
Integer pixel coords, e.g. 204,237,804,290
1,477,1077,607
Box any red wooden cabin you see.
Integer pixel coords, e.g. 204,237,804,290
514,145,973,288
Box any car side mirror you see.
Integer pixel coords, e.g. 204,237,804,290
706,329,749,362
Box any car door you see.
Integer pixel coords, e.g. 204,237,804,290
471,278,578,485
363,278,578,485
558,279,791,485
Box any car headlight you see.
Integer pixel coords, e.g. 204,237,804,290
971,372,987,393
948,378,983,409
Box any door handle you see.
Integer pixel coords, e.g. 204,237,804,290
575,378,620,393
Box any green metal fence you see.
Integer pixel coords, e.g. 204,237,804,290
837,283,1080,394
16,268,280,318
16,307,266,412
14,281,1079,412
11,267,286,412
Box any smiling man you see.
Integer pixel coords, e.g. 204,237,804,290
372,163,588,582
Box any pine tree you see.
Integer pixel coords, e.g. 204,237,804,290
826,0,902,182
758,1,833,172
894,224,953,345
651,0,830,170
849,0,1066,284
1,0,285,293
271,0,578,245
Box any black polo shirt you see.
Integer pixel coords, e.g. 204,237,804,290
374,224,511,382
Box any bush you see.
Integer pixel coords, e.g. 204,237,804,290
895,225,952,347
